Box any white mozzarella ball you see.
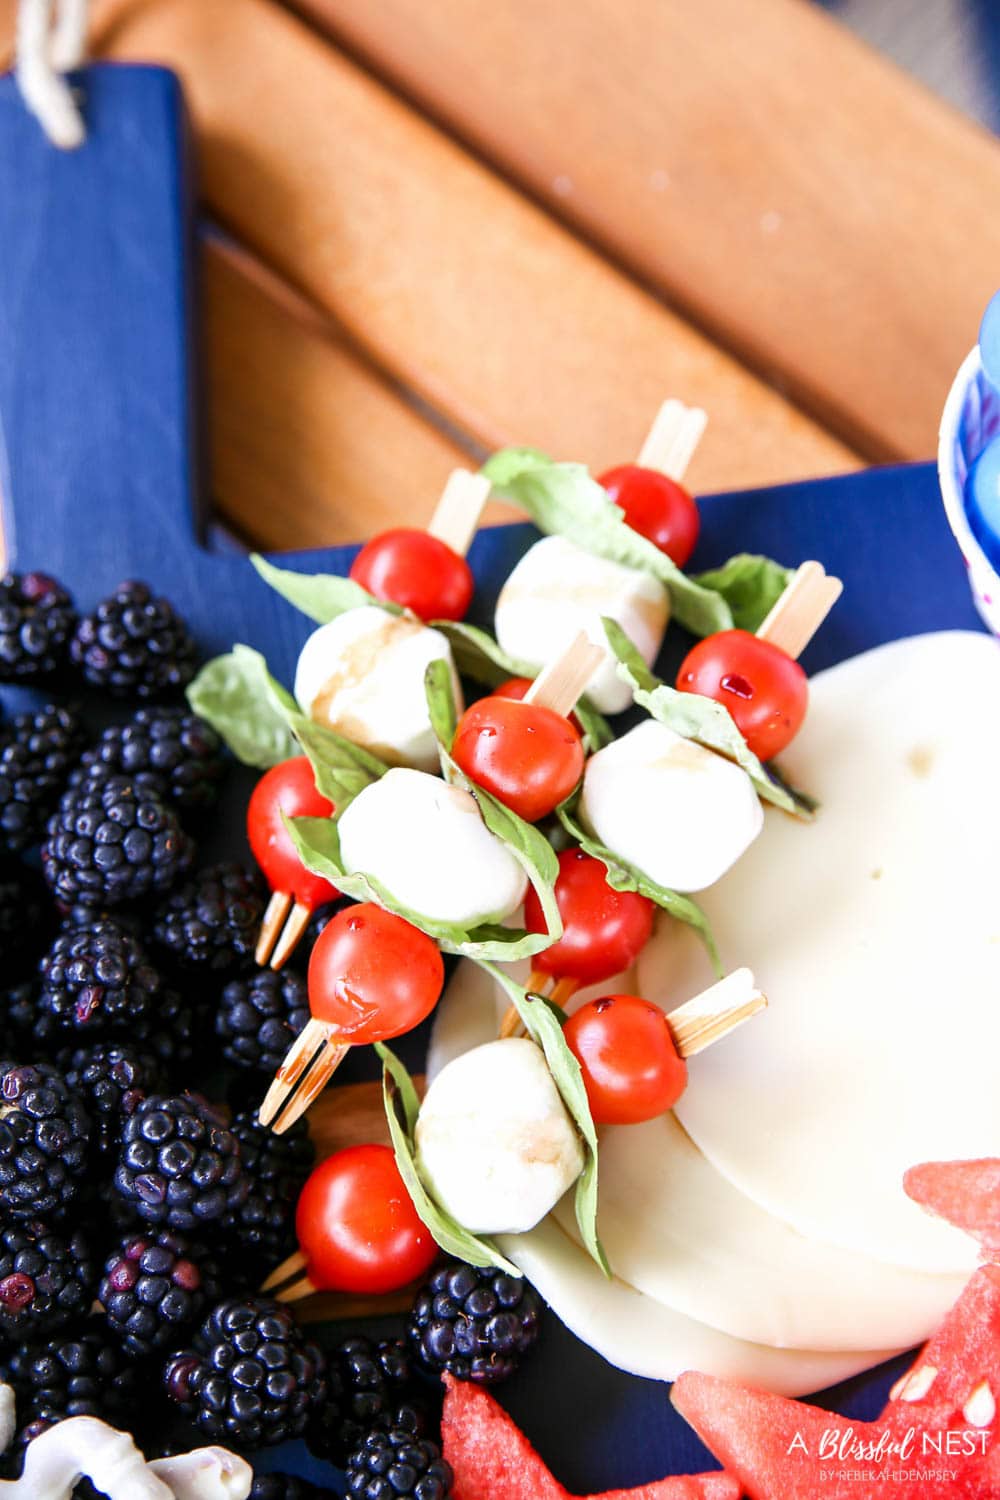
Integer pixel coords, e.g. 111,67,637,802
294,606,462,773
494,535,669,715
580,718,763,893
416,1037,585,1234
336,767,528,927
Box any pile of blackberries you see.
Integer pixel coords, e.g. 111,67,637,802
0,570,545,1496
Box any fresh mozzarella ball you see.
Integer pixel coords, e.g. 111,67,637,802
494,535,669,715
294,606,462,774
580,718,763,893
416,1037,585,1234
336,768,528,927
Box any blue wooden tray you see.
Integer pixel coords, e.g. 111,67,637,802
0,61,985,1494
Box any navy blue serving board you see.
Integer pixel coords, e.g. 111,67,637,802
0,61,987,1495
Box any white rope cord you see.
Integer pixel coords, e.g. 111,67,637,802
15,0,90,149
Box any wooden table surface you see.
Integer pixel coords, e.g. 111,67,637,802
2,0,998,1321
4,0,1000,553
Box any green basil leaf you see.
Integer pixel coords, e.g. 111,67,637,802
556,790,723,977
186,645,298,768
691,553,792,633
425,660,564,956
251,553,402,624
478,962,608,1278
481,449,731,637
285,814,556,962
432,620,613,750
375,1044,520,1275
602,617,815,820
285,712,387,813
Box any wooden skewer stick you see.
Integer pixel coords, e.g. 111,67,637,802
756,560,844,661
499,970,582,1040
426,468,492,558
665,968,767,1058
260,1248,318,1305
258,1018,351,1133
256,890,292,966
636,398,708,482
261,1248,307,1291
523,631,605,716
269,899,312,971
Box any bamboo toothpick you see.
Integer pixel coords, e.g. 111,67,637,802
523,631,604,716
665,968,767,1058
756,560,843,660
636,398,708,482
426,468,492,557
256,891,292,966
259,1019,351,1133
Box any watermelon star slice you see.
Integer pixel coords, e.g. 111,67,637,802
442,1375,739,1500
672,1158,1000,1499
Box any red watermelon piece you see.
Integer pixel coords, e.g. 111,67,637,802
905,1159,1000,1261
673,1158,1000,1498
442,1375,739,1500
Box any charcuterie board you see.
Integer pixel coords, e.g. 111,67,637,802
0,61,987,1495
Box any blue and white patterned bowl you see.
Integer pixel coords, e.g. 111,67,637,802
938,345,1000,633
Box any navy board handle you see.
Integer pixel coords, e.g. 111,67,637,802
0,60,986,1493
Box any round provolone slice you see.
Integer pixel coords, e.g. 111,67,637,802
431,958,952,1367
499,1217,898,1395
640,631,1000,1276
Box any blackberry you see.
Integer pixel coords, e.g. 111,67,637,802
76,707,225,815
151,862,266,976
408,1261,542,1385
0,862,53,977
37,918,177,1047
217,970,311,1074
0,705,87,853
0,1220,94,1343
310,1336,425,1468
0,572,77,683
221,1111,313,1280
70,581,199,700
4,1327,146,1448
165,1296,327,1449
98,1229,223,1358
345,1424,453,1500
42,773,193,911
113,1093,248,1233
0,1060,91,1219
63,1042,167,1161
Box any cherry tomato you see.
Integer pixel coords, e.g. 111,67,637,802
349,528,474,622
451,697,584,823
524,849,654,983
247,757,339,909
295,1144,437,1295
308,902,444,1042
563,994,687,1125
490,677,585,737
676,628,808,761
599,463,700,567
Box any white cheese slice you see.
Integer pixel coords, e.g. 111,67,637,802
639,631,1000,1276
294,606,462,773
431,957,959,1367
500,1217,899,1395
337,768,528,929
579,719,764,893
494,535,669,714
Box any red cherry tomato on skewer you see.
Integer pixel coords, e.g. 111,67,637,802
524,850,654,985
599,463,700,568
295,1144,437,1295
564,994,687,1125
451,697,585,823
676,629,808,762
308,902,445,1044
349,528,474,622
490,677,585,737
247,757,339,911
